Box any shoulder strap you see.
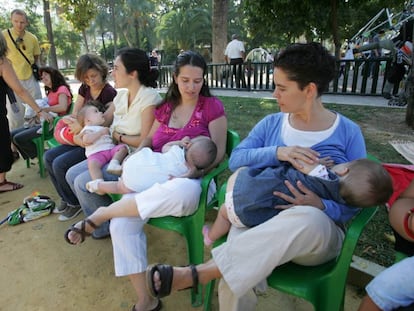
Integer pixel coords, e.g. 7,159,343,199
7,29,32,65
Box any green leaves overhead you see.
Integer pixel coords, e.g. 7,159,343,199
57,0,96,32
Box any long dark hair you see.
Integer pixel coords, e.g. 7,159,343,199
163,50,212,107
39,66,72,97
116,47,159,88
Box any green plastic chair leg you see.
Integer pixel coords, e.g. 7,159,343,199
32,136,46,178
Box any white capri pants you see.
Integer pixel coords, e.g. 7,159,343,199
212,205,345,309
110,178,203,276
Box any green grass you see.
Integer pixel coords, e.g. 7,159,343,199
218,96,406,267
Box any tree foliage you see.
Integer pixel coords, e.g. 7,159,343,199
57,0,96,32
56,0,97,51
242,0,405,54
156,7,211,62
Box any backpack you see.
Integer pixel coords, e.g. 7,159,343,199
1,195,55,226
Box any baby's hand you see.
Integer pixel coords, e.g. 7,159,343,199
180,136,191,147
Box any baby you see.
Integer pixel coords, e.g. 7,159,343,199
203,158,393,246
86,136,217,195
78,103,128,189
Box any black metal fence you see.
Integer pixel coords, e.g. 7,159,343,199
157,57,393,96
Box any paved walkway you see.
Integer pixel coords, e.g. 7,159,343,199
209,88,394,108
67,78,395,108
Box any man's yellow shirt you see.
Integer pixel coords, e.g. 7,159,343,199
2,28,41,80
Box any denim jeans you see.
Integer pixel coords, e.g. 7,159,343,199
66,159,118,238
366,256,414,311
11,126,41,160
44,145,85,205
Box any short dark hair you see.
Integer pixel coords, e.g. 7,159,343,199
75,53,109,83
274,42,336,97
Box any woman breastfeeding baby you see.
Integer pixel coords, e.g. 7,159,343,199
66,50,227,311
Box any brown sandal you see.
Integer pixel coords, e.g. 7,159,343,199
0,180,24,193
64,218,98,245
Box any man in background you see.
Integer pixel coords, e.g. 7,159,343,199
224,33,246,89
2,9,42,137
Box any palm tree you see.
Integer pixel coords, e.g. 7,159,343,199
156,7,211,56
212,0,228,64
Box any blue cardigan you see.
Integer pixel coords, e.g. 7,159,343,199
229,112,367,225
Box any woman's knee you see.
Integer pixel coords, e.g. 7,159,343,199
72,170,89,193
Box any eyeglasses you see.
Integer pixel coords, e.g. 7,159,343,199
15,37,26,50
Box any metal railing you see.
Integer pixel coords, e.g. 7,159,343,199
157,57,393,96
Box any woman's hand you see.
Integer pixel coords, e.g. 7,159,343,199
39,111,53,122
276,146,320,170
112,130,124,144
273,180,324,210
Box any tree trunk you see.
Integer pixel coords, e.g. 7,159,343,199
43,0,58,68
212,0,228,64
330,0,341,58
110,0,117,57
82,29,89,52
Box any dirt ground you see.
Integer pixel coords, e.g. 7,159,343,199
0,158,366,311
2,103,412,311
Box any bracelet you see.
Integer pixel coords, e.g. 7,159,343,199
36,108,43,114
403,207,414,240
119,134,123,143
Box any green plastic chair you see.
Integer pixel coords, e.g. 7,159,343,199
110,129,240,307
26,117,60,178
265,205,378,311
204,187,379,311
26,101,73,177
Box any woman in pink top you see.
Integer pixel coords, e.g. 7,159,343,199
65,51,227,311
11,66,72,160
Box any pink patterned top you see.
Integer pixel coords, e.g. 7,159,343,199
152,95,225,152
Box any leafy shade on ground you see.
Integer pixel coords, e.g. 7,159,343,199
219,96,414,267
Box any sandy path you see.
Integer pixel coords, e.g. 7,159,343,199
0,159,362,310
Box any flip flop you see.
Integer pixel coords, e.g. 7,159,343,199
146,264,198,299
64,218,98,245
131,299,162,311
0,180,24,193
